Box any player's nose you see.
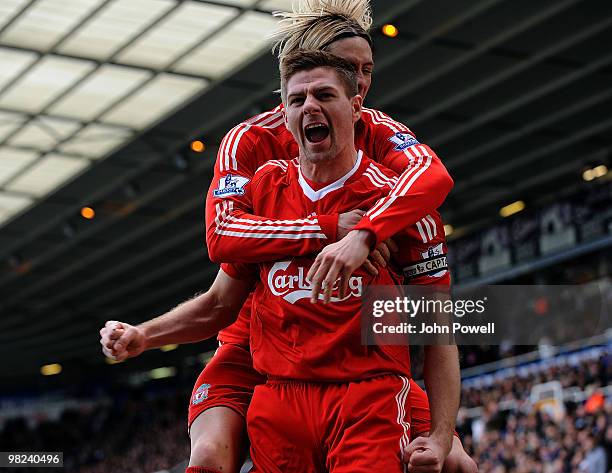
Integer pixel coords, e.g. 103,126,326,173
302,94,321,114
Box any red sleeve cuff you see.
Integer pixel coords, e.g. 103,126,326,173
220,262,256,280
353,216,379,247
317,214,339,242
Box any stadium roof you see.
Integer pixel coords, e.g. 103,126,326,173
1,0,611,386
0,0,290,226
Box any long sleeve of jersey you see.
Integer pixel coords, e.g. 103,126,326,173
205,114,337,264
354,109,454,245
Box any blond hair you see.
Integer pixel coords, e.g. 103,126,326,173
270,0,373,59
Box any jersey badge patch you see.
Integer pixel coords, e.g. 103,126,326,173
192,383,211,405
213,174,249,198
388,132,420,151
403,243,448,279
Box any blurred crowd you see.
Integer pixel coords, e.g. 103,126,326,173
461,352,610,410
459,400,611,473
0,389,190,473
458,351,611,472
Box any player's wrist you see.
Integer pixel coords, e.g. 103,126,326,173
352,216,383,247
348,229,375,249
135,324,153,351
429,428,453,455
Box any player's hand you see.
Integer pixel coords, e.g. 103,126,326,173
307,229,372,304
368,238,399,268
337,211,396,276
337,209,366,239
99,320,146,361
403,435,449,473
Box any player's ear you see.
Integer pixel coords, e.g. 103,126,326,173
351,94,363,124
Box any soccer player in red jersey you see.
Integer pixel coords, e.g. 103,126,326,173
218,50,458,472
100,2,477,472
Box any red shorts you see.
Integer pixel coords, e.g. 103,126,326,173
409,380,459,439
187,343,439,438
187,343,266,429
409,379,433,437
247,375,412,473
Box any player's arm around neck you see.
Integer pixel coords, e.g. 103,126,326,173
354,110,454,246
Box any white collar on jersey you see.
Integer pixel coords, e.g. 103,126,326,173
297,149,363,202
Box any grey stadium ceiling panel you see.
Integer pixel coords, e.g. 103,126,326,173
0,0,286,227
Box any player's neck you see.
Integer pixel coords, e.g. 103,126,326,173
300,147,358,183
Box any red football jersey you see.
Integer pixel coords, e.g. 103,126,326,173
223,152,449,381
213,105,452,345
206,105,453,262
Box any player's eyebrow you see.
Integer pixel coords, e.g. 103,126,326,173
312,85,339,94
287,84,340,102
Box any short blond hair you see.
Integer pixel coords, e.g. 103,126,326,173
270,0,373,60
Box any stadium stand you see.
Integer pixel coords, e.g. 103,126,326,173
457,341,611,473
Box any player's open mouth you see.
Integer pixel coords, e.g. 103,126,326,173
304,123,329,144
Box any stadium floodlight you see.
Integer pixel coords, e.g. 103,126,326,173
582,164,608,181
593,164,608,177
148,366,177,379
592,164,608,178
190,140,206,153
382,24,399,38
80,206,95,220
40,363,62,376
499,200,525,218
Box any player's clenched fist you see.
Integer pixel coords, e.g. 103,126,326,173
99,320,146,361
403,435,448,473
